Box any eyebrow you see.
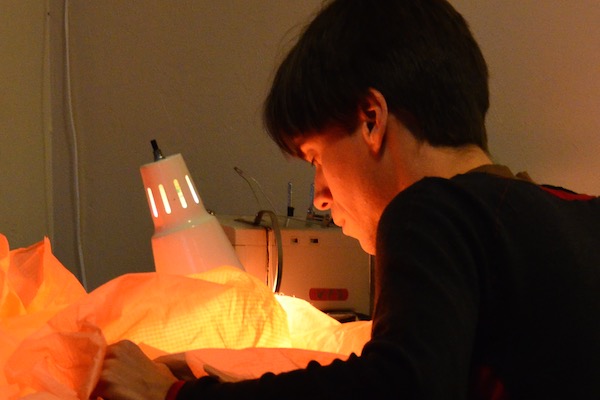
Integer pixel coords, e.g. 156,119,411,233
290,137,308,160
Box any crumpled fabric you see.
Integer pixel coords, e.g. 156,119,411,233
186,347,348,382
1,235,87,399
275,295,372,356
0,234,371,399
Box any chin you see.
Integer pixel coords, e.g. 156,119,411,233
344,229,376,255
357,238,376,256
340,224,376,255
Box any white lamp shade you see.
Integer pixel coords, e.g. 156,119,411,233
140,153,244,274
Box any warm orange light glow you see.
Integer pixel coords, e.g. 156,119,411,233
147,187,159,218
158,184,171,214
173,179,188,209
185,174,200,204
0,233,371,397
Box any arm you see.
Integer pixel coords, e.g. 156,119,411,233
175,180,489,399
370,179,487,397
94,180,492,400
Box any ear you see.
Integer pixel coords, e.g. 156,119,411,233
359,88,388,156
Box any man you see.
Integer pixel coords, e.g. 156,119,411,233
94,0,600,399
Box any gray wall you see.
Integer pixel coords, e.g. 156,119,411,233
2,1,599,290
1,1,51,248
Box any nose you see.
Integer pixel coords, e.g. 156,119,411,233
312,166,332,211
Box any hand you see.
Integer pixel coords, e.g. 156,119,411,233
154,353,197,381
92,340,178,400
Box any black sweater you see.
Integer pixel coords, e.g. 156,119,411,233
177,168,600,399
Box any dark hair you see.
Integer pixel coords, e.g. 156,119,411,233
263,0,489,156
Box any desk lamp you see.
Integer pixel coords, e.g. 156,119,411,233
140,140,244,275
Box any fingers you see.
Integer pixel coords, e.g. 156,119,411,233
154,353,197,380
104,339,141,359
93,340,178,400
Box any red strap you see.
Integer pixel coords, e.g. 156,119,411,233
474,366,508,400
541,186,596,201
165,380,186,400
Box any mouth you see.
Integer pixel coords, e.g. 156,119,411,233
333,217,349,235
335,219,359,240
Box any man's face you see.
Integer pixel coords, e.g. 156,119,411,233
296,129,391,255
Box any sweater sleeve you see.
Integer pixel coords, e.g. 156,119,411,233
372,177,495,397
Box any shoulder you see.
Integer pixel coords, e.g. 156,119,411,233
380,172,515,223
383,170,559,217
375,172,546,254
378,171,600,251
375,173,507,257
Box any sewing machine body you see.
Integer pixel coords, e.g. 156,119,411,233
218,216,373,318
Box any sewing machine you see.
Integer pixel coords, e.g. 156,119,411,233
218,215,373,319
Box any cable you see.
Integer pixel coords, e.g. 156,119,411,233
234,167,278,213
43,1,54,244
64,0,88,290
253,210,283,293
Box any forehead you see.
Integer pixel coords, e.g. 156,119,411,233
293,134,333,162
292,127,350,160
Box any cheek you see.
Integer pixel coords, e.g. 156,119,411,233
321,139,375,214
326,163,370,207
326,173,356,207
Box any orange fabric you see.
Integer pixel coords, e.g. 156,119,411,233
0,234,371,399
1,235,86,398
186,347,347,382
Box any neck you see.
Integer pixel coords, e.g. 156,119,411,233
422,144,493,179
385,123,493,191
